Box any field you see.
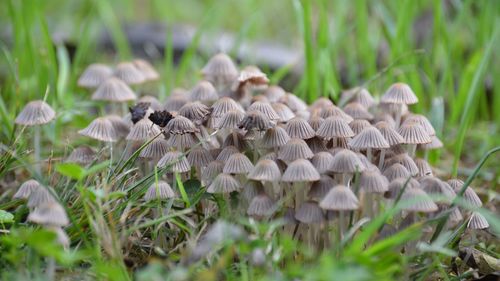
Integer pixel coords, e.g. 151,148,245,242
0,0,499,280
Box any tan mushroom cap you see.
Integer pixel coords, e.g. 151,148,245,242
248,159,282,182
375,121,404,146
105,115,131,138
15,100,56,126
261,126,291,148
179,102,211,124
216,145,239,161
360,169,389,193
14,179,41,200
223,153,254,174
320,185,359,211
349,119,371,135
316,116,355,139
247,193,276,217
202,53,239,83
187,147,214,167
78,117,118,142
207,173,241,194
144,180,176,201
311,152,335,174
343,102,373,120
340,87,375,108
164,94,189,111
126,119,161,141
308,116,325,131
308,175,334,200
467,212,489,229
264,86,286,102
132,59,159,81
238,65,269,85
419,176,456,201
381,83,418,105
418,135,443,150
414,158,433,177
383,163,411,182
403,114,435,136
248,101,280,121
28,202,69,227
285,117,316,139
349,126,390,150
66,145,96,165
295,201,325,224
27,186,56,209
319,105,353,122
400,187,438,213
139,138,169,159
397,120,431,144
92,77,137,102
278,138,314,162
78,63,113,88
279,93,308,112
386,153,419,176
157,151,191,173
330,149,365,174
216,110,245,129
238,111,273,131
211,97,243,118
201,160,224,185
386,177,420,199
114,62,145,85
282,159,321,182
189,80,219,102
166,115,199,135
271,102,295,123
306,136,328,154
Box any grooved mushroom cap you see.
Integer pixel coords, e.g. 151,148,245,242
282,159,320,182
144,181,176,201
28,202,69,227
238,111,272,131
247,193,276,217
164,94,189,111
400,187,438,213
202,53,239,83
349,119,371,135
278,138,314,162
319,106,353,122
340,87,375,108
308,116,325,131
167,133,197,149
383,163,411,182
264,86,286,102
92,77,137,102
330,149,365,174
348,126,390,149
261,126,291,148
447,179,481,207
187,147,214,167
419,176,456,201
343,102,373,120
386,153,419,176
66,145,96,165
157,151,191,173
397,121,431,144
310,97,334,111
216,146,239,161
222,132,249,151
248,159,281,182
285,117,316,139
132,59,159,80
27,186,56,209
114,62,145,85
223,153,254,174
375,121,404,146
211,97,243,118
105,115,130,137
238,65,269,85
139,138,169,159
216,110,245,129
418,135,443,150
271,103,295,122
207,173,241,193
126,119,161,141
403,114,435,136
306,136,327,153
319,185,359,210
295,201,325,224
166,115,199,135
202,160,224,185
414,158,433,177
311,152,335,174
279,93,308,112
360,169,389,193
316,116,355,139
137,96,161,111
189,81,219,102
248,101,280,121
78,117,118,142
381,83,418,104
308,175,334,200
15,100,56,126
179,102,211,124
14,179,41,200
467,212,489,229
78,63,113,88
386,177,420,199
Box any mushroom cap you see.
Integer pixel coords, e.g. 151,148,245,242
78,117,118,142
295,201,325,224
349,119,371,135
261,126,291,148
397,121,432,144
15,100,56,126
319,185,359,211
14,179,41,200
375,121,404,146
308,116,325,131
248,159,281,182
348,126,390,149
386,177,420,199
310,97,334,111
285,117,316,139
28,202,69,227
282,159,320,182
92,77,137,102
306,136,327,154
78,63,113,88
207,173,241,193
414,158,433,177
319,106,353,122
311,152,335,174
238,111,272,131
340,87,375,108
316,116,355,139
386,153,419,176
400,187,438,213
308,175,334,200
132,59,159,81
264,86,286,102
144,181,176,201
189,81,219,102
114,62,145,85
343,102,373,120
167,133,197,149
360,169,389,193
418,135,443,150
238,65,269,85
139,138,169,159
216,110,245,129
27,186,56,209
247,193,276,217
381,83,418,104
66,145,96,165
467,212,489,229
330,149,365,174
278,138,314,162
211,97,243,118
248,101,280,121
126,119,161,141
383,163,411,182
166,115,199,135
279,93,308,112
419,176,456,201
216,146,239,161
202,53,239,83
271,102,295,122
223,153,254,174
201,160,224,185
105,115,131,138
164,94,189,111
157,151,191,173
187,147,214,167
179,102,211,124
403,114,435,136
222,132,249,151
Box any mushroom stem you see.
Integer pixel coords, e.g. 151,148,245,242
395,104,403,128
424,149,429,161
46,257,55,281
378,148,386,170
363,192,374,218
34,125,41,175
339,210,345,240
408,144,417,158
232,131,239,150
366,147,373,163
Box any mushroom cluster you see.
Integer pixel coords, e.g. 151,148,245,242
14,53,488,251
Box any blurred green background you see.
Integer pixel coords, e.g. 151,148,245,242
0,0,499,186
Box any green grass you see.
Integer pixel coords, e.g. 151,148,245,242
0,0,499,280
